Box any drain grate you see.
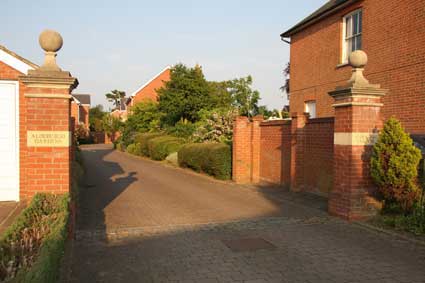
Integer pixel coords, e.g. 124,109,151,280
221,238,276,252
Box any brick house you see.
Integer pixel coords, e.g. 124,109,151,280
0,37,78,202
71,94,91,129
280,0,425,135
126,66,171,107
0,45,38,201
233,0,424,219
110,98,128,121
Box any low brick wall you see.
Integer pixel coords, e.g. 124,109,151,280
259,120,291,187
91,132,120,144
302,118,334,195
234,116,334,196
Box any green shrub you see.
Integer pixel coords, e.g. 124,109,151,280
0,194,69,283
148,136,185,161
134,132,164,157
126,143,142,156
370,117,423,212
166,120,196,139
121,101,162,146
178,143,231,180
115,142,125,152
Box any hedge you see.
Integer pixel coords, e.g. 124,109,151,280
148,136,185,161
178,143,231,180
126,143,142,156
0,194,70,283
134,132,164,157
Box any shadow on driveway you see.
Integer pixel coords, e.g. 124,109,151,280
64,144,425,283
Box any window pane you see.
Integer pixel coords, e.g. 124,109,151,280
346,16,352,38
356,35,362,50
359,11,362,33
306,101,316,119
346,38,352,59
353,13,358,34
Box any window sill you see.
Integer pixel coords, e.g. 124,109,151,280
336,62,350,69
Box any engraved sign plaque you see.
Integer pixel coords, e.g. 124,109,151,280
27,131,71,147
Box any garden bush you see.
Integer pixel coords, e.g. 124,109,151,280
148,136,185,161
178,143,231,180
370,117,422,212
126,143,142,156
165,120,196,139
134,132,164,157
0,194,69,283
120,101,162,146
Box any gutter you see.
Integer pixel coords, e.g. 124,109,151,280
280,0,360,38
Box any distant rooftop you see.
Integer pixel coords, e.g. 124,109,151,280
72,94,91,105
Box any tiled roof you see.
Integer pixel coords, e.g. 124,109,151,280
281,0,359,37
130,66,171,98
72,94,91,105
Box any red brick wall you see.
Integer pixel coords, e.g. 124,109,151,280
302,118,334,195
80,105,89,127
70,101,79,129
259,120,291,186
232,116,253,184
132,68,170,105
2,54,77,202
23,89,72,200
235,116,334,196
289,0,425,134
0,61,22,79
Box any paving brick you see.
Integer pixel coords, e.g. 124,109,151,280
65,145,425,283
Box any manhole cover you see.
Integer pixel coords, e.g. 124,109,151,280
221,238,276,252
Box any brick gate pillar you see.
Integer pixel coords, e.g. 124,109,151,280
328,51,387,220
233,116,252,184
19,30,78,200
232,115,263,184
251,115,263,184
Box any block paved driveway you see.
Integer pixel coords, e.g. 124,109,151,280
64,144,425,283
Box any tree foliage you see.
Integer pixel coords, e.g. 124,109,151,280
105,89,126,110
157,64,262,125
118,63,267,146
370,118,422,212
121,101,162,146
89,105,107,132
158,64,215,126
227,75,260,117
192,108,238,143
280,62,290,99
102,115,123,135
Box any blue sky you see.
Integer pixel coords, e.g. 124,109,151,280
1,0,327,110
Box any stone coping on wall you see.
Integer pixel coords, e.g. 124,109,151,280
306,117,335,124
260,119,292,127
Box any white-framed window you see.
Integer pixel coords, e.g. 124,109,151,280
342,9,362,63
305,100,317,119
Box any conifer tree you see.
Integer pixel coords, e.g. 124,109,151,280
370,118,422,212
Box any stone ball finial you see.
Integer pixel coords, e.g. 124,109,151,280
39,29,63,53
349,50,368,68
